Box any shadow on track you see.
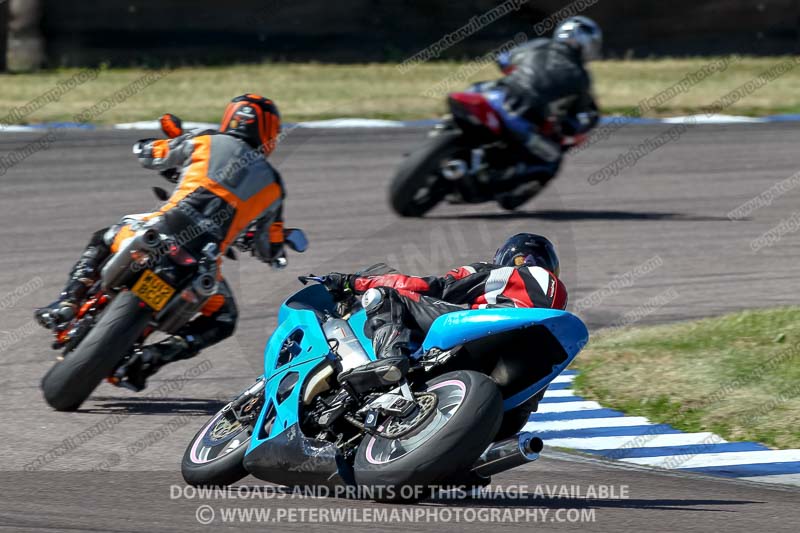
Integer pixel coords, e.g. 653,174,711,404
82,397,224,416
424,495,761,512
429,209,737,222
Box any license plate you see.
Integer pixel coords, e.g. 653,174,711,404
131,270,175,311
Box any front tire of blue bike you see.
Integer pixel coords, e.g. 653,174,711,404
181,389,264,487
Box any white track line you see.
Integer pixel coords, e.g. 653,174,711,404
536,401,604,413
523,416,653,432
551,374,576,384
544,432,722,450
113,121,218,130
542,390,579,398
623,450,800,469
738,473,800,486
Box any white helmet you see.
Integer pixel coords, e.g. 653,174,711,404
554,16,602,62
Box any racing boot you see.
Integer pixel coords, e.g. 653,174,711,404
496,181,544,211
337,288,412,394
34,279,88,330
361,288,415,360
35,233,109,330
494,162,555,211
115,336,196,392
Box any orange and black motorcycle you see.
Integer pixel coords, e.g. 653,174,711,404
39,206,307,412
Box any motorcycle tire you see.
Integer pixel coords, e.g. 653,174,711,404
353,370,502,500
41,291,152,411
389,131,465,217
181,386,266,487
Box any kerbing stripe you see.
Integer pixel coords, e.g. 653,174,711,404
623,450,800,469
581,441,768,459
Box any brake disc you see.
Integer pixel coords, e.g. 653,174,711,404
210,415,244,441
378,392,438,439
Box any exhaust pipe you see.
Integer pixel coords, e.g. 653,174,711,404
138,228,163,249
156,273,219,333
192,272,218,298
470,432,543,478
101,228,162,291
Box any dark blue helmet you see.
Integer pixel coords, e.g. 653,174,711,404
493,233,560,276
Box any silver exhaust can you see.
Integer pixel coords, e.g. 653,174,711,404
470,432,543,478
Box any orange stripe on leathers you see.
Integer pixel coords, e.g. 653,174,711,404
151,139,170,159
110,225,137,253
142,135,282,252
220,182,282,251
269,221,284,243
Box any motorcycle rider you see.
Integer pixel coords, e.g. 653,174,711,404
322,233,567,371
489,16,602,209
35,94,291,391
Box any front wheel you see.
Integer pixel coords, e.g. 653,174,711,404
389,131,466,217
353,370,502,498
181,381,265,487
41,291,152,411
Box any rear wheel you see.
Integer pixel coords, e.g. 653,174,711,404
41,291,151,411
389,132,467,217
353,370,502,499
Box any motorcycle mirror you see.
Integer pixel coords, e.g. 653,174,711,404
284,228,309,253
152,186,169,201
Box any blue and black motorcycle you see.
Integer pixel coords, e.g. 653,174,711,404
181,267,588,498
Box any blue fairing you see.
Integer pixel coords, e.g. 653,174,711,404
276,285,375,359
247,285,377,457
423,308,589,409
424,308,587,354
248,282,590,460
277,283,336,325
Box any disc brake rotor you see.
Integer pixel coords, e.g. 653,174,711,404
210,415,243,441
379,392,438,439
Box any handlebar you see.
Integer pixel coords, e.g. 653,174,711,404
298,275,326,285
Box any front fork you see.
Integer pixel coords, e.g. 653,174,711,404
222,377,266,427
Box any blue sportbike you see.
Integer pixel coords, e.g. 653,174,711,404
181,268,588,498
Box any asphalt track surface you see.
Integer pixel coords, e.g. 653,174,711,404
1,124,799,531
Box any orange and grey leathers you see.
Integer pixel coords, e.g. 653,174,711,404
129,130,286,261
35,94,290,391
40,130,288,375
106,130,288,350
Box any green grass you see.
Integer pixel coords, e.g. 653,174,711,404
573,308,800,449
1,57,800,125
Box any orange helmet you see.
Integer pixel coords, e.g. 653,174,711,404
219,94,281,155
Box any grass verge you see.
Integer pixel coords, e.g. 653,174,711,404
574,307,800,449
1,57,800,125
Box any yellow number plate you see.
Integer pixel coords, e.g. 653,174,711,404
131,270,175,311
